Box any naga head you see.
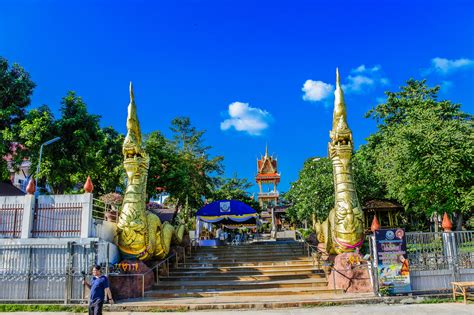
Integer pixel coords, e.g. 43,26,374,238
123,82,149,179
330,68,352,147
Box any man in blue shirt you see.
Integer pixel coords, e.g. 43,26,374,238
83,265,114,315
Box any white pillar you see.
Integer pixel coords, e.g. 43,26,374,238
21,194,36,239
80,193,93,238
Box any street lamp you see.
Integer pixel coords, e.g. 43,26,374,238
35,137,61,196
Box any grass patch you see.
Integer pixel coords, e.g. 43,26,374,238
419,297,470,304
0,304,87,312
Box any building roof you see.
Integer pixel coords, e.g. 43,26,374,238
148,207,176,223
0,182,26,196
363,199,403,210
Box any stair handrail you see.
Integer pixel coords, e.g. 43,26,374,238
133,245,187,298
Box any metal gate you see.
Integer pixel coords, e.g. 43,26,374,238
0,242,98,302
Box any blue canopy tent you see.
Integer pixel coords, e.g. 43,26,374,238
195,200,258,243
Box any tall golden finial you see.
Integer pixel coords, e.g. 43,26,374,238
126,81,142,146
332,68,347,130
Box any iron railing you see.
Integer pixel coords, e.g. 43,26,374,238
0,203,23,238
92,198,119,223
32,202,83,238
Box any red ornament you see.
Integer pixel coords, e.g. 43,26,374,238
26,178,36,195
84,176,94,193
370,215,380,233
442,212,453,232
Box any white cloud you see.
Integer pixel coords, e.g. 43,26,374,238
220,102,272,136
440,80,454,93
352,64,381,74
428,57,474,75
301,80,334,102
342,64,389,94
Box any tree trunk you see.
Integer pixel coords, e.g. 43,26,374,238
433,211,439,233
455,212,464,231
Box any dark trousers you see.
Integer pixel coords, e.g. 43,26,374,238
89,299,104,315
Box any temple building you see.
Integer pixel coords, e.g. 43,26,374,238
255,145,292,232
256,145,280,209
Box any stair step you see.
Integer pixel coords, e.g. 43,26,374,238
153,278,328,291
189,256,306,262
179,260,315,268
192,251,305,259
170,267,323,276
160,273,324,282
172,264,320,274
145,287,340,298
195,246,303,253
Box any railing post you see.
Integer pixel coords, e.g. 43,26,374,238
64,241,74,304
21,194,35,239
26,245,32,300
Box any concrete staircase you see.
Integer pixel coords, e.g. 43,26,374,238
145,241,341,299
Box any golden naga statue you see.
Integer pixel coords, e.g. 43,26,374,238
116,83,185,260
316,69,364,254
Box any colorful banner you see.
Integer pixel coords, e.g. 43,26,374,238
375,228,412,295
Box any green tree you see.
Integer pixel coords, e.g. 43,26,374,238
286,157,334,227
144,118,224,215
47,92,102,193
0,57,36,180
144,130,180,199
209,175,260,211
93,127,125,195
365,79,473,229
168,117,224,209
19,93,124,195
353,139,387,203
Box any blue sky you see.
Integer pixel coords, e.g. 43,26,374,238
1,0,473,194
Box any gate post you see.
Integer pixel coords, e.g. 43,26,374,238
64,241,74,304
442,213,458,282
21,195,36,239
368,235,379,295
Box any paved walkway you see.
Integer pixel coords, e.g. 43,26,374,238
7,303,474,314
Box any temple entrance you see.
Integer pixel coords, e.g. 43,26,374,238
195,200,258,246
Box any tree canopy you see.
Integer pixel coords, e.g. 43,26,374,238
365,79,473,221
208,175,260,211
19,92,124,195
286,157,334,225
144,117,224,211
0,57,36,180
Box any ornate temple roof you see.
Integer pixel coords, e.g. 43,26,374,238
256,145,280,183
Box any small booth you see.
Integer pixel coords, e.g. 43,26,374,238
195,200,258,246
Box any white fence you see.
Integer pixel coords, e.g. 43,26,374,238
0,194,94,239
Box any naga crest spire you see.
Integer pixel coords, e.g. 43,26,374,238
123,82,143,156
332,68,348,133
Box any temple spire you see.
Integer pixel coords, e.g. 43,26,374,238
265,143,269,157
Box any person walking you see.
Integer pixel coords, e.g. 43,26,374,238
83,265,114,315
